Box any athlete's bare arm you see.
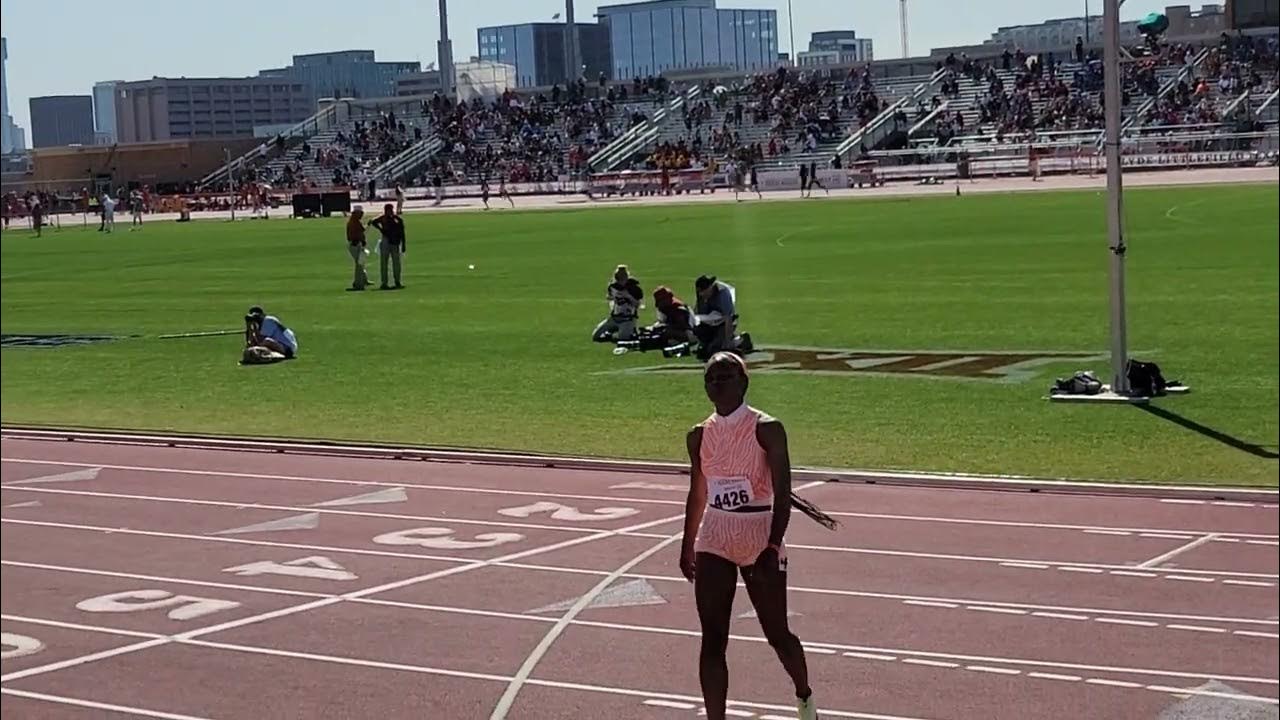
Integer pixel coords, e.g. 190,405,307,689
680,425,707,581
757,419,792,554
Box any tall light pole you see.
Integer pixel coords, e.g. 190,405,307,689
899,0,910,58
1102,0,1129,393
565,0,579,83
787,0,795,65
438,0,454,97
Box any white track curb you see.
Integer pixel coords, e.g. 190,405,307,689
2,426,1275,502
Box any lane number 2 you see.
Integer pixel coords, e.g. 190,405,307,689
373,527,524,550
76,590,241,621
497,501,639,522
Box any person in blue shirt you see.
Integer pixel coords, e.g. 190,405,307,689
244,306,298,360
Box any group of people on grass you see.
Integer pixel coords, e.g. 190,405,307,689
590,264,754,360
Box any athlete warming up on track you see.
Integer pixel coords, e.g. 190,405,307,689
680,352,838,720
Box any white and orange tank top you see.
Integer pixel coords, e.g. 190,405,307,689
699,403,774,511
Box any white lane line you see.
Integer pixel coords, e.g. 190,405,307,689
1084,530,1132,536
0,614,163,640
966,606,1027,615
1216,538,1242,543
1138,533,1194,540
964,665,1021,675
1213,502,1257,508
902,600,959,609
1027,672,1082,682
806,647,839,655
1,560,330,600
0,485,619,537
194,640,938,720
0,689,213,720
1109,570,1158,578
7,481,1269,576
1234,630,1280,639
1030,612,1090,621
999,562,1049,569
901,659,959,669
1166,624,1227,634
1245,540,1280,546
1144,685,1279,704
844,652,898,661
489,479,822,720
0,638,172,684
644,699,698,710
1165,575,1215,583
9,457,1276,539
1086,679,1143,689
1159,499,1205,505
1093,618,1158,627
10,522,1280,632
1138,533,1220,569
1,507,689,685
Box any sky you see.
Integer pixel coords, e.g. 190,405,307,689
1,0,1174,134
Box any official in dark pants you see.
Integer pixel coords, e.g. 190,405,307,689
369,204,406,290
693,275,753,360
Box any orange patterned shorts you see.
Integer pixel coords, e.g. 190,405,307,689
694,506,788,569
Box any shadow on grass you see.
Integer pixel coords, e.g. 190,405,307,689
1139,404,1279,460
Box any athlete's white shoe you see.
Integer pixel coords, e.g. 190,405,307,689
797,694,818,720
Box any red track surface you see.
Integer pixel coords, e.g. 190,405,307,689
1,437,1276,719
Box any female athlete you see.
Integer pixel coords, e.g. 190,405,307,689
680,352,838,720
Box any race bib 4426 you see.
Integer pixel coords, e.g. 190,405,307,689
709,477,754,510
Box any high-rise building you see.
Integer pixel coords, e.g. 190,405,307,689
113,77,313,143
93,81,121,144
477,23,611,88
797,30,873,66
1,36,25,155
29,95,95,147
257,50,420,101
596,0,778,80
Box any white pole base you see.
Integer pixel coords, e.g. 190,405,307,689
1047,384,1191,404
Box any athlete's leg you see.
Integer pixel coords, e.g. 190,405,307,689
743,559,811,701
694,551,738,720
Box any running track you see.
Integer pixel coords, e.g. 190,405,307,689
1,436,1277,719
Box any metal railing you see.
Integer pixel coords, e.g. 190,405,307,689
588,85,701,172
197,102,343,189
371,134,445,185
835,68,946,162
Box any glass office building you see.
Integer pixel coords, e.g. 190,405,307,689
477,24,610,88
258,51,420,102
598,0,778,80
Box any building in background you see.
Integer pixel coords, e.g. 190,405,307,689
1,36,27,155
113,77,312,143
477,23,610,88
982,4,1225,53
796,30,874,66
597,0,778,80
1228,0,1280,28
257,50,419,102
29,95,95,147
93,80,121,144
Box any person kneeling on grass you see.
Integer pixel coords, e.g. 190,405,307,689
241,306,298,364
591,264,643,343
